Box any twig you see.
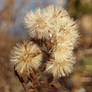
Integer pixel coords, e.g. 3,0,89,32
14,70,31,92
28,70,41,92
31,70,41,86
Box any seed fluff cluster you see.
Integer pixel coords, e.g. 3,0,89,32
10,5,79,78
10,41,43,73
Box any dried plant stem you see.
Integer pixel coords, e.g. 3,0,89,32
31,70,41,86
22,83,30,92
29,70,41,92
30,77,38,92
14,68,58,92
14,70,31,92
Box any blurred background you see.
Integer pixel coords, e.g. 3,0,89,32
0,0,92,92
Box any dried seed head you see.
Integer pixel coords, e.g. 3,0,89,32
10,41,43,73
12,5,79,79
24,5,79,40
46,56,76,78
24,9,52,39
43,5,79,78
51,42,74,62
46,42,76,78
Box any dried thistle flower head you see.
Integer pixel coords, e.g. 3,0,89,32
10,41,43,74
44,5,79,78
46,56,76,78
56,20,79,46
51,42,74,62
11,5,79,81
24,5,73,39
24,9,52,39
46,42,76,78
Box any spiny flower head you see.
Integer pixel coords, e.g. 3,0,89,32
46,42,76,78
43,5,79,79
56,19,79,46
46,56,76,78
51,42,74,62
24,5,75,39
24,9,52,39
11,5,79,80
10,41,43,73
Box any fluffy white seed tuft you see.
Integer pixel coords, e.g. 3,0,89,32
24,5,79,40
46,56,76,78
10,41,43,73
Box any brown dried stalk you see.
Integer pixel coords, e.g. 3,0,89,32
14,70,30,92
15,68,58,92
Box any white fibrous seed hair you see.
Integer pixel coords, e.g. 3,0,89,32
24,9,52,39
10,41,43,73
45,5,79,78
51,43,74,63
46,43,76,78
55,7,79,45
46,56,76,78
11,5,79,79
24,5,79,39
